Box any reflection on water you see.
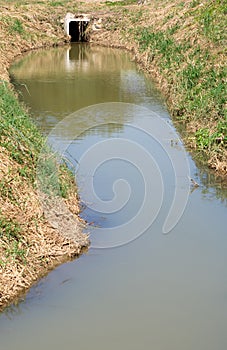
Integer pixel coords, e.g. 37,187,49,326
1,44,226,350
10,44,168,129
10,44,227,201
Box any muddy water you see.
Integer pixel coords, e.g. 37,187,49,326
1,44,227,350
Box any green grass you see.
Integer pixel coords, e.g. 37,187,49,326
49,0,64,6
137,27,190,68
0,81,76,195
195,121,227,151
0,214,27,265
10,19,24,34
37,153,73,198
6,240,27,264
0,81,78,264
0,16,25,35
0,215,21,241
135,22,226,161
0,176,18,204
0,82,44,173
105,0,136,6
195,0,227,44
105,1,225,170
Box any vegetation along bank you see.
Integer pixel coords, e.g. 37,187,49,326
89,0,227,175
0,0,90,311
0,0,226,310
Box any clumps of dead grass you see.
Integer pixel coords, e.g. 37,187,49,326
0,146,89,311
0,84,89,311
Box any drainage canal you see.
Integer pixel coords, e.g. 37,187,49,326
5,43,227,350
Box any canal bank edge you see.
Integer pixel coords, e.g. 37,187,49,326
0,91,89,313
88,0,226,177
0,1,91,312
0,0,226,311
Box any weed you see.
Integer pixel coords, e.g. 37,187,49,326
163,13,174,23
167,24,180,35
0,259,6,268
177,2,185,8
49,0,64,6
37,152,60,196
10,19,24,34
0,214,27,265
0,214,21,241
137,27,188,69
196,1,227,44
181,61,203,89
195,121,227,151
6,241,27,264
0,178,17,203
129,9,143,23
18,166,31,179
0,82,44,173
189,0,200,8
195,128,211,149
37,152,73,199
0,16,25,35
105,0,136,6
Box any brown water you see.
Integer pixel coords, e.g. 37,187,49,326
1,44,227,350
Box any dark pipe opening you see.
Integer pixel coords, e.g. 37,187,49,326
69,21,89,42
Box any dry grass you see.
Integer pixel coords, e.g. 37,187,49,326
0,1,91,311
0,2,67,81
0,146,89,311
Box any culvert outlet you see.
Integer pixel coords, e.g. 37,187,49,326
64,13,90,42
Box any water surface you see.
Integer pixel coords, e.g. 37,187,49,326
1,44,226,350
